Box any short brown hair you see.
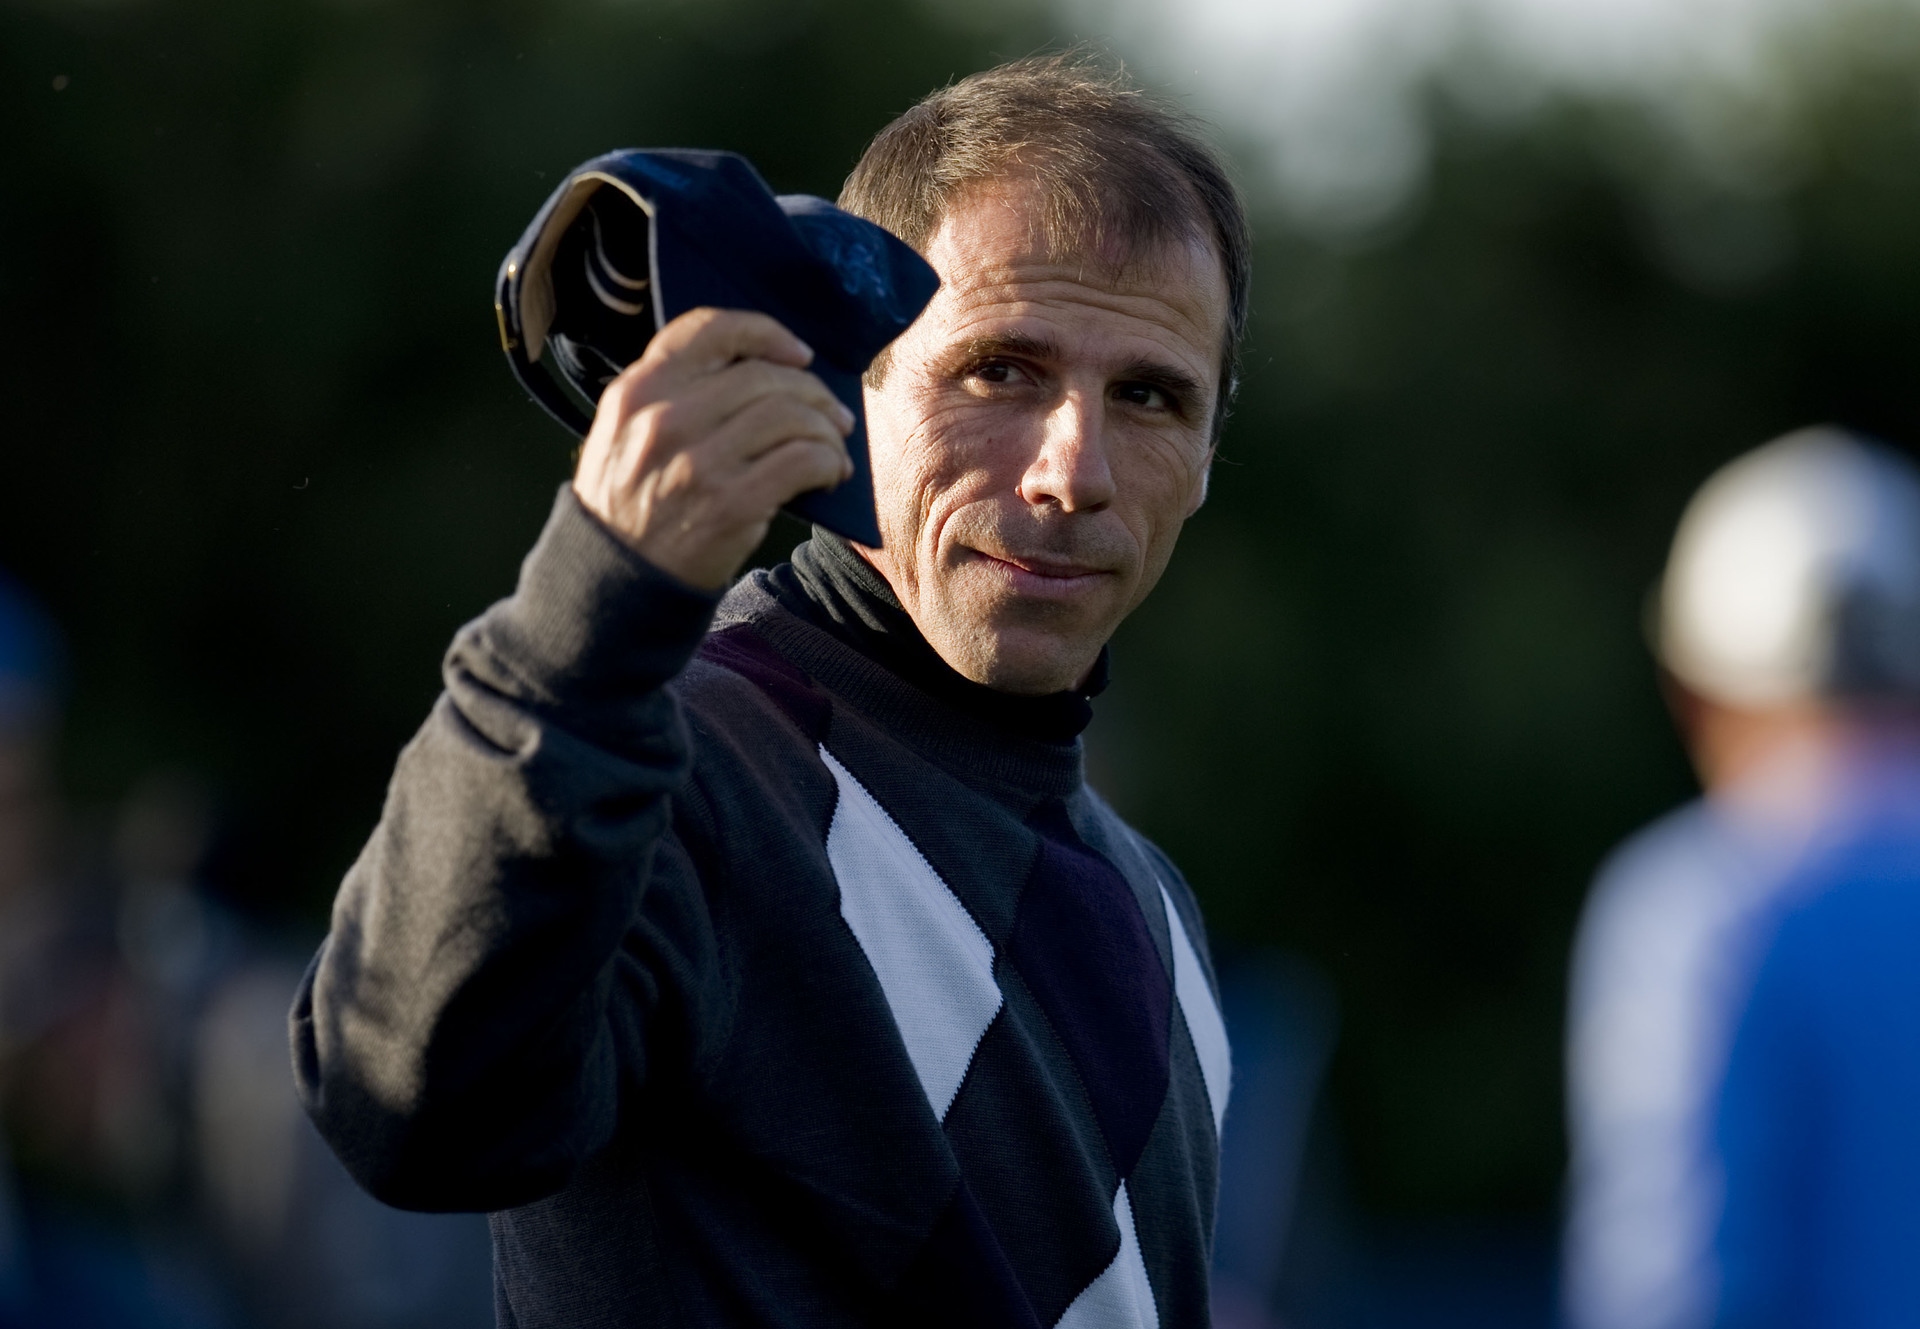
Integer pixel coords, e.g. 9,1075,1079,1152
840,52,1251,437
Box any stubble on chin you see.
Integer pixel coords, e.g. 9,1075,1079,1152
917,564,1113,692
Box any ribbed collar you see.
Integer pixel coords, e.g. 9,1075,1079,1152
766,530,1109,745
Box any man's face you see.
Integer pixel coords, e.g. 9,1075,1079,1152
860,178,1229,696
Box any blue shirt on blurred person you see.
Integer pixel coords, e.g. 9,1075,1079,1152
1567,736,1920,1329
1712,743,1920,1328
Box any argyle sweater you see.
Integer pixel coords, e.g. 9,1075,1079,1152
292,487,1230,1328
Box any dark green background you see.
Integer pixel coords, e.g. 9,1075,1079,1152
6,0,1919,1225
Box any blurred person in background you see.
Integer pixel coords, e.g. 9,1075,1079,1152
295,54,1241,1329
0,577,216,1327
138,775,493,1329
0,568,490,1329
0,584,234,1329
1564,427,1920,1329
190,940,492,1329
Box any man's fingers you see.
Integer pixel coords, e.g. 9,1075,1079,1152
643,307,813,378
658,360,852,445
735,435,857,514
573,305,857,590
714,360,851,434
708,394,853,469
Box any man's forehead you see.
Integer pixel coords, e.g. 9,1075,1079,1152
920,179,1230,354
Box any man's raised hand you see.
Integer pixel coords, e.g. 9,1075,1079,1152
572,308,856,591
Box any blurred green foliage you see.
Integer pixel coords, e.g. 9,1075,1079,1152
6,0,1920,1225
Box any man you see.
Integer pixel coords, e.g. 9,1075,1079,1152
295,56,1244,1328
1563,427,1920,1329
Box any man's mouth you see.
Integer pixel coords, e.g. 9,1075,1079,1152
968,548,1114,596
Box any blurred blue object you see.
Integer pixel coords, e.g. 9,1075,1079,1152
0,572,61,738
1711,752,1920,1329
1208,953,1561,1329
0,569,56,1329
1210,950,1338,1329
1564,792,1758,1329
5,1208,234,1329
0,1140,22,1329
1350,1223,1557,1329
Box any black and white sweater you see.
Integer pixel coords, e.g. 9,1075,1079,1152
293,487,1231,1328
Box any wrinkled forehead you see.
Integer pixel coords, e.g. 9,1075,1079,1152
925,176,1231,346
943,172,1221,280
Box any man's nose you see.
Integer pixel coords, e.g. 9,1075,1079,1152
1018,390,1116,512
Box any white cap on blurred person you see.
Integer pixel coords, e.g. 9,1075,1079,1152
1658,427,1920,708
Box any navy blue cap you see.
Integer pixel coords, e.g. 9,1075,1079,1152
494,149,940,547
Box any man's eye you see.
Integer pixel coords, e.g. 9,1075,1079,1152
1116,382,1172,410
969,361,1019,384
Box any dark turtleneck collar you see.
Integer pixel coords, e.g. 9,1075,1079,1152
762,529,1109,744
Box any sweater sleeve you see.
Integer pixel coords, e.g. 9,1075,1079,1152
291,486,722,1213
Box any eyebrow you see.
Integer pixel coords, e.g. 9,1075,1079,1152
951,333,1208,414
952,330,1060,365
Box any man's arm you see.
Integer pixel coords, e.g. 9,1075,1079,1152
291,310,854,1212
